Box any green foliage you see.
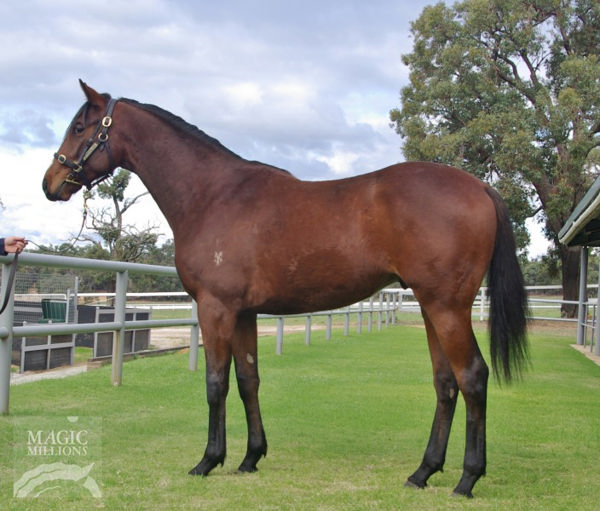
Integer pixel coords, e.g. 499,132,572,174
96,168,131,202
391,0,600,256
129,239,183,293
521,256,559,286
29,239,181,293
83,168,160,263
391,0,600,311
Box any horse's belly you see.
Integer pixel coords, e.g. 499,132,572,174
248,266,397,315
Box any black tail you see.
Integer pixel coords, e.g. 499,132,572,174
485,188,529,383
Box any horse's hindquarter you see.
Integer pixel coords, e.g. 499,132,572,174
373,163,497,306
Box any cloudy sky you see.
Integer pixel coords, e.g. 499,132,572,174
0,0,548,255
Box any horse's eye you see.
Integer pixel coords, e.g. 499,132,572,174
73,123,85,135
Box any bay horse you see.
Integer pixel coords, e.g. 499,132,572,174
42,81,528,498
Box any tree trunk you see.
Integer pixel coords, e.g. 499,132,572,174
560,244,581,318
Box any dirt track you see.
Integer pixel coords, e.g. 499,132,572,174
149,324,320,350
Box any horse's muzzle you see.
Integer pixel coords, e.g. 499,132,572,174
42,178,60,202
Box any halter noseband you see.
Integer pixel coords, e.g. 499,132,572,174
54,98,118,190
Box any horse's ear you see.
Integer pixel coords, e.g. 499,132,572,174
78,79,105,106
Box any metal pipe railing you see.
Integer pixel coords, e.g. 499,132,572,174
0,253,198,414
0,253,403,414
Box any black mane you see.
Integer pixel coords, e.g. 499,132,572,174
121,98,243,160
116,96,293,177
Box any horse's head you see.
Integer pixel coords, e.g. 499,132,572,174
43,80,119,201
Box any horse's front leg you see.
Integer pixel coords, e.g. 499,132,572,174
233,312,268,472
189,301,235,476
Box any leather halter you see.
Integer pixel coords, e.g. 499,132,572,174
54,98,118,190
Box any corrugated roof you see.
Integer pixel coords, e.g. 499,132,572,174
559,176,600,246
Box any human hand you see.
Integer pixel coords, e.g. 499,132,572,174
4,236,27,254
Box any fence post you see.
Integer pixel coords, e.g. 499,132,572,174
479,288,486,322
385,293,390,327
276,317,284,355
111,270,128,386
73,276,79,324
0,260,15,414
326,313,332,340
592,302,597,349
189,299,200,371
344,309,350,336
368,296,374,333
304,315,312,346
377,292,383,331
577,247,588,346
594,260,600,356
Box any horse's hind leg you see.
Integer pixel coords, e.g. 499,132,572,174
232,312,268,472
409,305,489,498
452,336,488,498
406,311,459,489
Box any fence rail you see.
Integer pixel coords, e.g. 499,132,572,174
0,253,200,414
0,253,402,414
0,252,591,415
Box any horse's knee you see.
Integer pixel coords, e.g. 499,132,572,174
206,371,229,406
434,370,459,405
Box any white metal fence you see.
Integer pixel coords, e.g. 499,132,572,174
0,253,197,414
0,253,402,414
1,252,590,415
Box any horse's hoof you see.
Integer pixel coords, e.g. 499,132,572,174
188,465,209,476
452,490,474,499
404,478,426,490
237,464,258,474
188,457,224,476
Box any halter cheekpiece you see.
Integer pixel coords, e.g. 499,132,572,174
54,98,118,190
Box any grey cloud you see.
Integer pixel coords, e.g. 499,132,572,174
0,110,56,146
0,0,431,179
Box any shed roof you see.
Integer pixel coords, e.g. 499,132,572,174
559,176,600,247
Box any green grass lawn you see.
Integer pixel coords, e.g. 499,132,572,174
1,324,599,510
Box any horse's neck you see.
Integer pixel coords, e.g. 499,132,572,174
119,105,243,233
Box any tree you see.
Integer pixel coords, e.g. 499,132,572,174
82,168,160,263
32,237,182,293
130,239,184,293
390,0,600,315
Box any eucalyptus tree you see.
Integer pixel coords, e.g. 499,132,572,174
391,0,600,314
